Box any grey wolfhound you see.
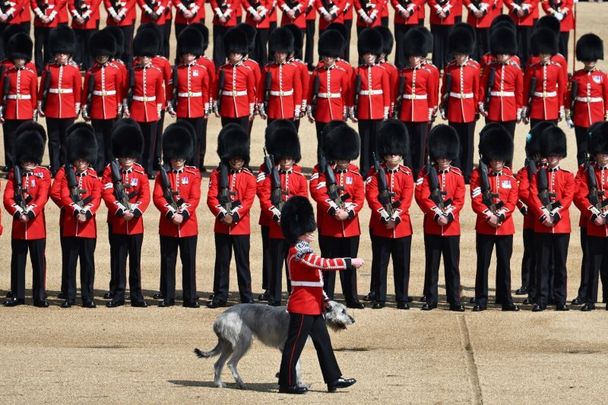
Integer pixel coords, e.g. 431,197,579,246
194,301,355,388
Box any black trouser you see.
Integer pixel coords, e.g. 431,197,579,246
474,234,514,307
92,118,116,174
487,120,516,140
34,26,52,75
261,225,271,291
404,121,428,176
343,19,352,62
586,236,608,304
269,237,291,305
559,31,569,62
358,119,382,175
575,126,589,166
117,25,135,65
319,235,360,303
394,23,417,69
138,121,158,175
221,116,249,132
305,19,315,69
3,119,29,169
576,227,590,301
269,21,277,35
315,122,328,163
10,238,46,303
74,28,97,70
212,233,253,303
163,21,172,58
181,117,207,169
63,236,96,303
474,28,490,62
155,111,165,170
254,28,269,66
535,233,569,307
431,24,451,71
371,235,411,304
295,28,306,60
517,25,533,68
175,23,188,42
423,234,461,305
109,232,144,302
279,312,342,387
213,25,228,67
449,121,475,183
159,235,198,303
46,117,75,175
520,227,535,290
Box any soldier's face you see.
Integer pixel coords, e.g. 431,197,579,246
436,158,451,170
490,160,504,172
547,156,561,168
74,159,90,172
335,160,349,169
13,58,25,67
584,61,597,69
408,56,422,67
182,53,196,64
279,158,294,170
454,54,468,65
20,161,36,171
596,154,608,166
363,53,376,65
384,154,402,167
496,54,510,63
96,55,109,64
322,56,336,66
274,52,287,63
539,53,551,62
55,53,69,64
229,158,244,170
119,158,136,168
135,56,152,66
298,232,315,243
228,53,243,64
170,159,186,170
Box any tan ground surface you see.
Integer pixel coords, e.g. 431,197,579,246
2,3,608,404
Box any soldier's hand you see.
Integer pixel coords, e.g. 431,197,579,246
335,209,349,221
19,214,29,223
385,220,396,230
351,258,364,268
594,215,606,226
123,211,134,221
307,107,315,123
77,213,87,223
223,214,233,224
436,214,449,226
172,213,184,225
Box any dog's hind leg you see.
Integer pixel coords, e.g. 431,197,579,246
214,340,233,388
227,330,253,389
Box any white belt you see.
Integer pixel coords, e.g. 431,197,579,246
317,92,342,99
490,91,515,97
449,92,474,99
270,90,294,96
49,88,73,94
576,96,604,103
7,94,31,100
178,92,202,97
403,94,427,100
359,89,384,96
533,91,557,98
291,280,324,287
132,95,156,102
93,90,116,96
222,90,248,96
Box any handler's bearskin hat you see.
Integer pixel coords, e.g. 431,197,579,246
318,29,345,58
162,121,195,161
538,125,567,158
14,122,46,165
587,121,608,156
490,26,518,56
104,26,124,58
525,121,555,158
535,15,560,35
403,26,432,57
269,27,294,55
576,33,604,62
133,27,159,57
448,23,475,56
66,123,97,164
268,126,301,163
111,119,143,159
49,25,76,55
377,119,409,159
490,14,515,33
375,26,394,56
177,27,204,57
217,123,250,164
7,32,32,61
531,27,558,56
479,123,514,164
89,29,116,58
190,23,209,51
283,24,304,57
281,196,317,245
358,28,383,57
236,23,256,54
428,124,459,162
224,27,249,56
323,125,360,162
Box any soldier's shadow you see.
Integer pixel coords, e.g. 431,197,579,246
168,380,276,392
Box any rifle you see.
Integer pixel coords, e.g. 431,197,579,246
484,67,495,113
40,69,52,113
124,66,135,117
525,76,537,119
171,65,179,112
393,74,405,119
218,162,241,212
353,74,361,117
65,163,92,212
536,165,561,213
427,158,452,210
216,69,225,113
569,80,578,113
479,160,504,216
372,153,400,220
585,158,608,215
85,74,95,118
110,160,134,211
13,165,31,212
320,154,350,209
264,148,286,211
158,159,184,210
311,75,320,116
1,74,9,120
441,74,452,117
263,71,271,114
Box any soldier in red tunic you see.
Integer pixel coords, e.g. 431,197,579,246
277,196,360,395
470,124,520,312
68,0,102,70
153,122,201,307
365,120,414,309
541,0,574,61
3,123,50,307
374,25,398,109
101,119,150,308
103,0,137,63
414,125,465,311
207,124,256,307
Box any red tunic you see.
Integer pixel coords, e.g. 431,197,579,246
397,63,439,122
38,62,82,119
354,0,383,27
0,65,38,121
524,61,566,121
262,62,303,120
504,0,539,27
128,64,165,123
171,62,211,118
574,164,607,237
68,0,102,30
31,0,65,28
197,56,217,104
528,166,575,234
379,60,398,114
463,0,494,28
173,0,204,24
428,0,455,25
82,62,123,120
566,68,608,129
243,0,272,28
278,0,307,28
527,53,568,84
209,0,239,26
104,0,137,26
442,58,480,123
308,64,351,123
354,64,391,120
541,0,574,32
137,0,169,24
470,166,518,236
207,167,257,235
391,0,422,25
478,60,524,122
315,0,344,31
291,58,310,110
516,165,534,230
218,62,257,118
57,167,102,238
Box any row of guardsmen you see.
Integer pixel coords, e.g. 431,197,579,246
3,113,608,313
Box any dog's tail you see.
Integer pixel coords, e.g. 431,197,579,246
193,345,221,359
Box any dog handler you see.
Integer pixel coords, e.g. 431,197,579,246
278,196,362,395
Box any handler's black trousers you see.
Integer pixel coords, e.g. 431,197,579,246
213,25,229,67
575,126,590,166
109,231,144,302
517,25,533,67
585,236,608,304
46,118,75,175
535,233,569,307
576,227,590,301
269,237,291,305
520,227,535,291
358,119,382,175
315,122,328,163
305,19,315,69
160,235,198,304
371,235,411,304
474,234,514,307
10,238,46,303
260,225,271,291
423,234,461,305
63,236,96,303
182,117,208,170
449,121,476,183
138,121,158,176
431,24,450,70
278,312,342,387
403,121,428,176
212,233,253,303
92,118,116,175
319,235,360,304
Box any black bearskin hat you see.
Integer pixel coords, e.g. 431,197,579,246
2,24,27,50
268,126,301,163
224,27,249,56
576,33,604,62
403,26,432,57
177,27,204,56
89,29,116,58
376,119,409,158
490,14,515,33
538,125,567,158
133,27,159,56
375,26,394,55
14,122,46,165
326,22,348,45
283,24,304,57
49,25,76,55
318,29,345,58
525,121,555,158
531,27,558,56
265,119,297,155
66,123,97,164
535,15,560,35
323,125,360,161
111,119,143,159
479,123,514,163
6,32,32,61
269,27,294,55
281,196,317,244
358,28,383,57
428,124,459,162
217,123,250,164
236,23,256,54
491,26,518,56
448,23,475,56
190,23,209,51
104,26,125,57
587,121,608,156
162,122,195,161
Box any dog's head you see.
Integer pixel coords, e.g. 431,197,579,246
324,301,355,332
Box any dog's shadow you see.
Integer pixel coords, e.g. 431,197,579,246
168,380,277,393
